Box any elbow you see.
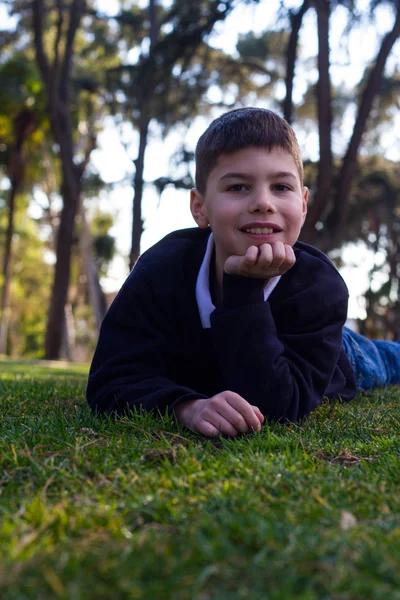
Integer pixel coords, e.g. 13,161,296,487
86,377,116,416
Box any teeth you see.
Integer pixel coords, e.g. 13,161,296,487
245,228,274,234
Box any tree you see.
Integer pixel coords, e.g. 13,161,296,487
0,109,36,353
31,0,92,358
341,157,400,339
303,0,334,241
30,0,120,358
240,1,400,255
330,1,400,249
106,0,244,269
1,0,122,359
4,208,54,357
283,0,311,124
299,0,400,249
0,54,43,354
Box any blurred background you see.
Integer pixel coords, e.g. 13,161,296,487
1,0,400,362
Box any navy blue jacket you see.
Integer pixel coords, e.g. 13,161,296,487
87,228,356,422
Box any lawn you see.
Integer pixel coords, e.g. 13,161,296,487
0,360,399,599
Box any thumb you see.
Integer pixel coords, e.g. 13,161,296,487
224,254,242,274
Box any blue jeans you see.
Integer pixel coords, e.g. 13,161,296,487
342,326,400,390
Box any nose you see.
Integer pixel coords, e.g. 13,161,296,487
249,187,276,214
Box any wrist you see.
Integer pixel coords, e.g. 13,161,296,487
222,272,266,309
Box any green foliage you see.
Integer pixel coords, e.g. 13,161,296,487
296,82,354,126
0,200,52,357
93,233,115,264
0,55,44,116
105,0,261,133
87,208,116,274
2,0,400,356
237,29,288,67
0,52,47,175
0,363,400,598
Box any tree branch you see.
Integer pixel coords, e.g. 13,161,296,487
78,135,96,176
331,4,400,245
305,0,333,234
53,0,64,75
283,0,310,123
32,0,50,87
149,0,159,49
59,0,86,102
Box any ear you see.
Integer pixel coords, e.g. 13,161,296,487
190,188,209,229
301,186,308,225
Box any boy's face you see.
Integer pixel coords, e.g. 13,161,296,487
190,146,308,278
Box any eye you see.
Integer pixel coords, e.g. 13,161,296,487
272,184,291,192
227,184,248,192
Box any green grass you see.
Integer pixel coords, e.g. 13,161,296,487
0,361,399,599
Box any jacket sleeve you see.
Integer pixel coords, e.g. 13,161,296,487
86,266,206,416
209,265,349,422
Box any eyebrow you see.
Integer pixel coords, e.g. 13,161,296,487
219,172,250,180
271,171,298,181
219,171,297,181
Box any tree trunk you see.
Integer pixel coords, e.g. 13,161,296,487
0,185,17,354
329,5,400,249
80,206,107,331
301,0,333,245
44,169,80,358
33,0,91,359
128,0,158,271
129,117,150,270
40,167,76,360
149,0,158,47
283,0,310,124
0,109,35,354
61,303,76,361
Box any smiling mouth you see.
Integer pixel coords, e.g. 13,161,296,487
241,227,281,234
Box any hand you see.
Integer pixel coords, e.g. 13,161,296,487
224,241,295,279
174,391,264,437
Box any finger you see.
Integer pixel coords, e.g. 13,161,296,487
207,395,249,433
256,243,273,267
273,244,295,276
224,254,241,274
194,420,221,437
224,253,254,275
206,414,240,437
251,405,265,424
224,247,258,276
243,245,259,265
283,245,296,269
269,241,286,271
223,391,262,431
214,402,252,434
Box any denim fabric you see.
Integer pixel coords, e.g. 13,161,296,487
342,326,400,390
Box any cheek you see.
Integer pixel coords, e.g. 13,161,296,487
290,203,305,223
212,205,234,224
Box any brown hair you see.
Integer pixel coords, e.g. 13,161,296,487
195,107,303,193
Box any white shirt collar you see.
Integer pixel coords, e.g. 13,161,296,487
195,232,281,328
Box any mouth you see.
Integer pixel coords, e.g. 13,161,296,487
240,224,282,235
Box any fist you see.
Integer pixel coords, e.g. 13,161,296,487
174,391,264,437
224,241,295,279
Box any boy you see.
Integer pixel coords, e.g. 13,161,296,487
87,107,400,437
